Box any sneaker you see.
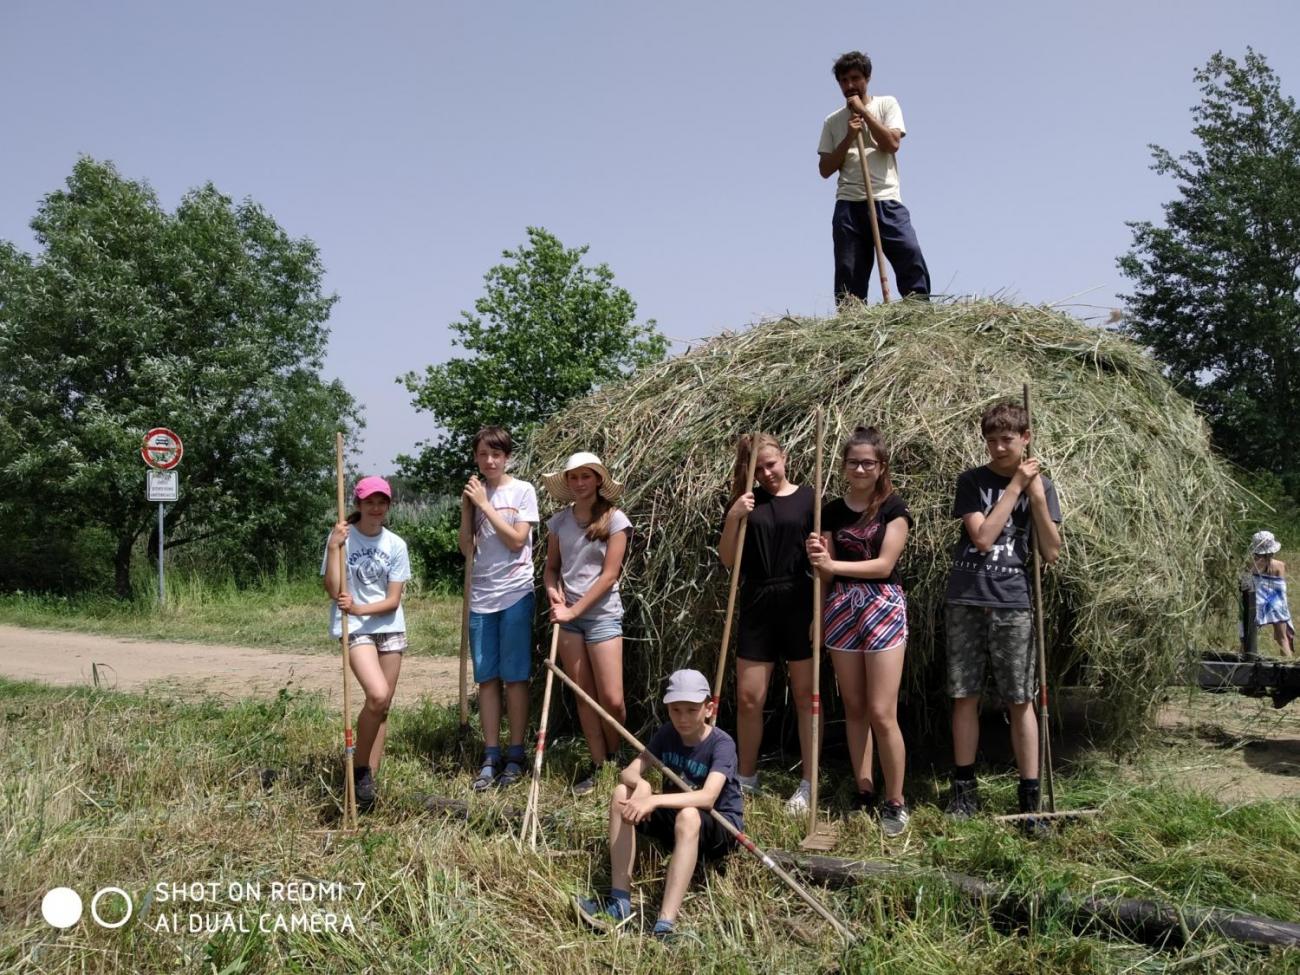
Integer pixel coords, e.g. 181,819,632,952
471,759,499,793
496,759,525,789
879,799,910,838
571,764,602,797
354,766,376,813
945,778,981,820
574,895,635,932
853,789,878,814
651,921,678,943
737,773,759,796
784,780,811,816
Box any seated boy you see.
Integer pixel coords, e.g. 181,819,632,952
575,669,743,940
944,401,1062,820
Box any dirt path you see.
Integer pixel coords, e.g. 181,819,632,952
0,625,460,707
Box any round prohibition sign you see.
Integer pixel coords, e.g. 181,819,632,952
142,428,184,470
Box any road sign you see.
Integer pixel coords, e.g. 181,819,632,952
142,428,183,470
146,470,179,502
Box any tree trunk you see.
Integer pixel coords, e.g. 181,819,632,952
114,533,136,599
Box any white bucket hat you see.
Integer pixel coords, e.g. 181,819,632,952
1251,530,1281,556
542,451,625,503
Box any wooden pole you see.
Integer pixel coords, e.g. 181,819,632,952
334,433,358,829
854,130,892,303
458,499,474,745
543,659,856,943
1022,384,1056,813
520,624,561,850
801,408,835,849
709,434,762,725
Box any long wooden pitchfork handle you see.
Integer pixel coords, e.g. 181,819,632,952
854,128,892,304
1023,384,1056,814
710,434,762,725
335,432,358,829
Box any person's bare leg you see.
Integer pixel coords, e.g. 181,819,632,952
609,780,649,891
658,808,701,924
479,678,502,748
366,651,403,769
786,658,816,780
1008,700,1039,780
864,645,906,803
735,659,775,778
830,649,874,791
349,645,391,768
586,637,625,757
504,679,530,746
558,631,607,764
951,696,981,767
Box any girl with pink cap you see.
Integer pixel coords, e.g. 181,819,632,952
322,475,412,811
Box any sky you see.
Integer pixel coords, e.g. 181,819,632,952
3,0,1298,472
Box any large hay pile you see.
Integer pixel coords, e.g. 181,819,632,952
519,300,1245,748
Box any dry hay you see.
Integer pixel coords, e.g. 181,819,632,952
518,299,1247,749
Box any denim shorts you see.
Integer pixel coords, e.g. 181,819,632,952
469,590,535,684
559,612,622,644
350,631,408,654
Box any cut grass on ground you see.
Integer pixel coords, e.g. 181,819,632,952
2,678,1297,974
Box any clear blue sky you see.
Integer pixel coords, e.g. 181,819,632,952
3,0,1297,471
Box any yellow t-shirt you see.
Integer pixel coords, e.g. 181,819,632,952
817,95,905,203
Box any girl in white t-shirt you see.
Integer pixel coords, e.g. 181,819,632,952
322,475,411,812
542,452,632,796
459,426,540,791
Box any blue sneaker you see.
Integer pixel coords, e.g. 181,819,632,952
574,895,635,932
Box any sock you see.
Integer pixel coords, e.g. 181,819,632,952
609,888,632,919
737,772,758,787
505,744,525,764
953,764,976,782
653,918,675,935
484,746,502,762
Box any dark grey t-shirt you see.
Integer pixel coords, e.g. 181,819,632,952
645,723,744,830
945,466,1061,609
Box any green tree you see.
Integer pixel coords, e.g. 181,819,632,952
0,158,361,595
399,227,667,492
1118,50,1300,490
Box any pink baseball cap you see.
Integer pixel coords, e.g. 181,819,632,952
354,476,392,500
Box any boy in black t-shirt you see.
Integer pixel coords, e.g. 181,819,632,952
944,402,1062,820
575,669,742,941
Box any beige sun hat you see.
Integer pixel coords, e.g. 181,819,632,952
1251,530,1282,556
542,451,625,503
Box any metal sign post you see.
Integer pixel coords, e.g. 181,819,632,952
143,434,182,607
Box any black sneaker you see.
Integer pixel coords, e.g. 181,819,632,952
1017,782,1048,836
354,766,376,813
571,764,603,796
853,789,878,815
945,778,981,819
472,758,500,792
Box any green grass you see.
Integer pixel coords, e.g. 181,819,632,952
0,573,461,657
1,678,1297,974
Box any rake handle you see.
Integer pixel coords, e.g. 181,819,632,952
806,409,825,836
854,130,892,303
1022,384,1056,814
521,624,561,849
543,659,854,943
710,433,762,725
459,499,474,731
335,432,357,829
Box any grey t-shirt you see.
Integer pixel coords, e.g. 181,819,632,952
546,506,632,620
945,466,1061,609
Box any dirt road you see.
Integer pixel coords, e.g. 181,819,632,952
0,625,461,707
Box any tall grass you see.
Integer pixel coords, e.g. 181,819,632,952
1,678,1296,974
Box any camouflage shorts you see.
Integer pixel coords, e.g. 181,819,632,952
945,604,1035,704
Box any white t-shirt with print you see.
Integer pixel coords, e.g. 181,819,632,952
470,478,539,614
546,506,632,622
818,95,906,203
320,526,411,637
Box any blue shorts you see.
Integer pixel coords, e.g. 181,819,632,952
559,613,622,644
469,590,535,684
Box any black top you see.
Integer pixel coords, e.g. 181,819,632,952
645,723,744,830
944,465,1062,609
821,493,913,587
730,484,815,592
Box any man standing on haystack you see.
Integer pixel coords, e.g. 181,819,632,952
818,51,931,303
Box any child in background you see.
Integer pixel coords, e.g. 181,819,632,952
460,426,539,790
575,669,742,941
1250,530,1294,657
322,476,411,811
543,452,632,796
944,402,1061,821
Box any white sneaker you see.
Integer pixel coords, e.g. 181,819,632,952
784,779,811,816
737,773,759,796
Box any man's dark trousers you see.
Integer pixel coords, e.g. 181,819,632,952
833,199,931,302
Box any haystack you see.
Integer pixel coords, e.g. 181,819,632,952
519,300,1245,748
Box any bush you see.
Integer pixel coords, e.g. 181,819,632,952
388,497,463,594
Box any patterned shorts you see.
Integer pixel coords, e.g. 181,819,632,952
824,582,908,653
945,604,1034,703
350,631,409,654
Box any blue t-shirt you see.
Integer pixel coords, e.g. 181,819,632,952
645,723,744,830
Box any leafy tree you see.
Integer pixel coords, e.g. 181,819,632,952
0,158,361,595
399,227,667,492
1118,50,1300,490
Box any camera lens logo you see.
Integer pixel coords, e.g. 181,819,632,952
41,887,133,929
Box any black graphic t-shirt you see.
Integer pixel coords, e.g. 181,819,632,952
645,723,744,829
944,466,1061,609
821,493,913,587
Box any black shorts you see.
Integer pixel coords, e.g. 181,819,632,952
737,577,813,664
636,807,737,862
